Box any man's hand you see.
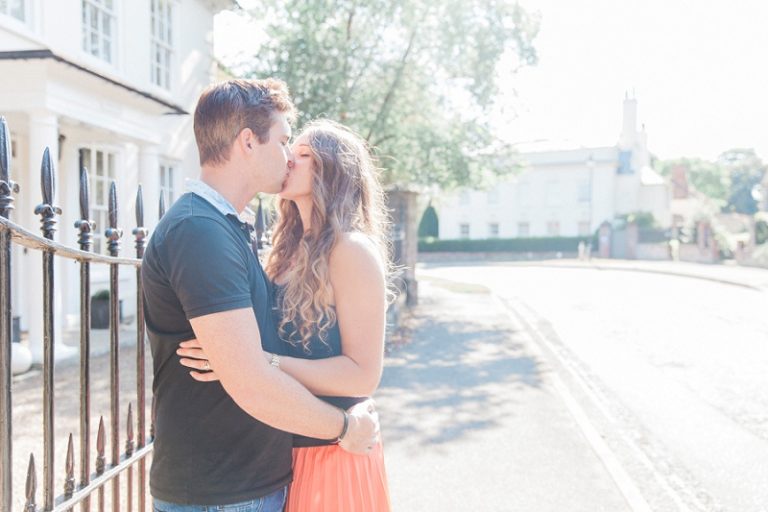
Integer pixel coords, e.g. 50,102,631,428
339,399,380,455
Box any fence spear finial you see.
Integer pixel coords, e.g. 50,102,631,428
105,181,123,256
0,117,18,219
24,453,37,512
34,147,61,240
64,433,75,498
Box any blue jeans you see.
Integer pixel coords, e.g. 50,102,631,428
153,487,287,512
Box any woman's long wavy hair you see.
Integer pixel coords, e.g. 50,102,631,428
265,119,393,352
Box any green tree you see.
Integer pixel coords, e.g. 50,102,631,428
718,148,766,214
230,0,539,188
658,157,729,203
417,203,439,238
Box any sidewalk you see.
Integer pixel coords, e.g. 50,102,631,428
545,258,768,291
420,257,768,291
377,276,635,511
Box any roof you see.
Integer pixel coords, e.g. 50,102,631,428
0,50,188,115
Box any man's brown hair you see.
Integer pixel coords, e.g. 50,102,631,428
193,78,296,166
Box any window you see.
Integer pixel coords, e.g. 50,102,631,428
151,0,173,89
617,150,633,174
0,0,26,22
488,223,499,238
82,0,115,64
81,148,117,255
159,162,176,205
578,221,591,236
547,221,560,236
517,222,529,237
459,223,470,239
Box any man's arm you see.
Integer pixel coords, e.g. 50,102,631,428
189,307,377,452
163,216,377,453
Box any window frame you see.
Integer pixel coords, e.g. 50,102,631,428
150,0,174,89
81,0,117,65
0,0,28,23
159,160,178,206
80,146,118,255
547,221,560,237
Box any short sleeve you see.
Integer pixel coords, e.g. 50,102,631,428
162,216,253,319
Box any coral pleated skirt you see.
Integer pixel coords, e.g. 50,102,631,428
286,442,391,512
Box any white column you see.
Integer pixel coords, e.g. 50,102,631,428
139,144,160,229
60,136,82,330
25,111,73,363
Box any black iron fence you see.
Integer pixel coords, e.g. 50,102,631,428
0,116,155,512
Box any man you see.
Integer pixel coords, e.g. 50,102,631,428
142,79,379,511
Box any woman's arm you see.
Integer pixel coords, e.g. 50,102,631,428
178,232,387,397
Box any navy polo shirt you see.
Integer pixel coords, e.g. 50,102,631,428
142,183,291,505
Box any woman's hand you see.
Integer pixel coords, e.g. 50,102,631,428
177,339,221,382
177,339,273,382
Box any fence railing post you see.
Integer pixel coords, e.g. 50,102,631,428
34,146,61,511
133,186,148,512
0,115,19,512
75,156,94,512
106,182,123,512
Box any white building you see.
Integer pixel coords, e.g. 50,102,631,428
437,95,671,240
0,0,234,362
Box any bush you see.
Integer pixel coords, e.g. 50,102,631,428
92,289,110,301
418,236,590,253
417,205,439,238
756,219,768,245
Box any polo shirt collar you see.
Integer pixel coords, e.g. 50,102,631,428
186,179,255,225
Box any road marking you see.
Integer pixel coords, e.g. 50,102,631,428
494,294,656,512
494,292,734,512
418,268,725,511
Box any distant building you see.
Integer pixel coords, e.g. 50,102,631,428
0,0,234,361
436,95,671,240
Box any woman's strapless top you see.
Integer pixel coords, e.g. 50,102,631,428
271,283,367,447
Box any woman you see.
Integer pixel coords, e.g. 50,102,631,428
177,119,392,511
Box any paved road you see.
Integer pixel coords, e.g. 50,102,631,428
377,276,632,511
10,259,768,511
404,261,768,512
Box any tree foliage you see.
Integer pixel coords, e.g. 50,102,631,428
718,148,766,214
659,149,766,214
230,0,539,188
417,203,439,238
658,157,729,203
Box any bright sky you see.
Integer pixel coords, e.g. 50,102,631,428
215,0,768,162
501,0,768,161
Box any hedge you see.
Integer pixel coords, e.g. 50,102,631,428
418,236,593,253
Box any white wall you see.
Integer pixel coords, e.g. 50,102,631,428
437,148,624,240
1,0,226,338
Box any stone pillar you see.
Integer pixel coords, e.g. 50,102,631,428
25,111,72,363
598,221,612,258
385,187,419,306
626,221,639,260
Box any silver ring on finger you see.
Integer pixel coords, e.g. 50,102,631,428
202,361,211,371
